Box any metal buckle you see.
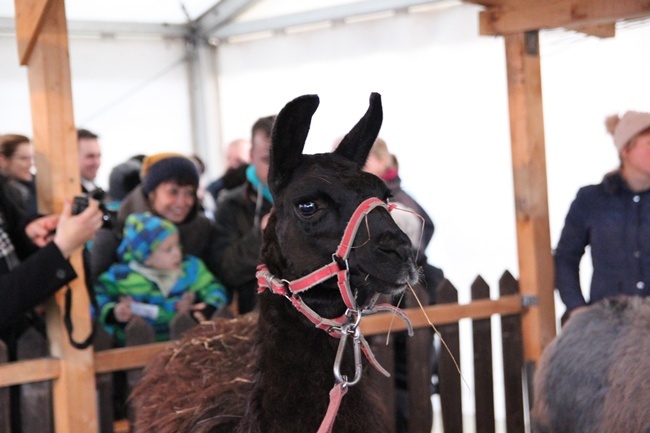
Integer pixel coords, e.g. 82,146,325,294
333,323,363,388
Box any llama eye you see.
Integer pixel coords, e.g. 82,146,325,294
297,202,317,217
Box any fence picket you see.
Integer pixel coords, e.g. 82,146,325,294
0,339,9,433
436,279,463,432
472,276,496,433
124,317,155,426
16,326,52,433
499,271,525,433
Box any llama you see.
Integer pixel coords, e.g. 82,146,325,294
131,93,419,433
531,295,650,433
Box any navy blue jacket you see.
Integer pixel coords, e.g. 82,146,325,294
555,172,650,312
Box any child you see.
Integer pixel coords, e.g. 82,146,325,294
95,212,227,345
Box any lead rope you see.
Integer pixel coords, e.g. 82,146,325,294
317,382,348,433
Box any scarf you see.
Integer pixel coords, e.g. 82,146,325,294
128,261,181,298
246,165,273,204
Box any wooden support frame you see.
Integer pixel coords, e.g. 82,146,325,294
476,0,650,36
503,30,556,361
13,0,99,431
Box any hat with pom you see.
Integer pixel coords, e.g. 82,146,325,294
117,212,178,263
606,111,650,153
140,153,199,194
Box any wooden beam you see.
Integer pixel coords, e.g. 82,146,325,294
360,295,523,336
478,0,650,35
94,342,170,374
569,22,616,38
15,0,99,431
14,0,53,65
503,31,556,362
0,358,60,387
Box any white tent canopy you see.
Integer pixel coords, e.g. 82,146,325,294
2,0,649,303
2,0,650,425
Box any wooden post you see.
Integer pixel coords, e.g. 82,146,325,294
13,0,99,431
503,31,556,362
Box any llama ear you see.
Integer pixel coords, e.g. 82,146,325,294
269,94,320,193
334,92,383,168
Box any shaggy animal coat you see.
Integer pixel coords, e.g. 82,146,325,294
531,296,650,433
131,93,418,433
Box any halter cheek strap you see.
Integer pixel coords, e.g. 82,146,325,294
256,197,413,372
256,196,414,432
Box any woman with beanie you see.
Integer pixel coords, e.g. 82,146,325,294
90,153,219,287
555,111,650,322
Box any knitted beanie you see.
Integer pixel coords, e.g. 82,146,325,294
141,153,199,194
606,111,650,152
117,212,178,263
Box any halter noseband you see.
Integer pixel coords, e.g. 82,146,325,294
256,197,414,380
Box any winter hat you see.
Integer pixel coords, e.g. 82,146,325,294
117,212,178,263
605,111,650,153
141,153,199,194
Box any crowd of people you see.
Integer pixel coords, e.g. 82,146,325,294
1,107,649,431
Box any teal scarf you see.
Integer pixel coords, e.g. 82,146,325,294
246,165,273,204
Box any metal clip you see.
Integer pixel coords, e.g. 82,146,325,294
333,323,363,387
521,295,538,307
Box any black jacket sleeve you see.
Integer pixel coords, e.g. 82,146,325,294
0,242,77,330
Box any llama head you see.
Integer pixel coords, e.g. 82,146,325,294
263,93,419,318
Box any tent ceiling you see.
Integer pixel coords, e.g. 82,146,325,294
0,0,451,40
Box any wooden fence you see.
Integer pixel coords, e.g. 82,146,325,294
0,271,526,433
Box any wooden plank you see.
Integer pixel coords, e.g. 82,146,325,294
471,277,495,433
360,295,523,336
13,0,52,65
0,339,10,433
124,317,155,426
503,31,556,362
568,23,616,38
18,327,54,433
17,0,100,431
0,359,60,388
436,280,463,433
478,0,650,35
405,284,433,433
94,325,116,433
94,342,170,374
367,333,396,432
499,271,525,433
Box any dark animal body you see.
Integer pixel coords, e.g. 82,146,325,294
131,93,418,433
531,295,650,433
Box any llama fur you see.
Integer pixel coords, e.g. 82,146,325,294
131,93,418,433
531,295,650,433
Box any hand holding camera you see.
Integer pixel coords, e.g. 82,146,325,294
53,197,105,258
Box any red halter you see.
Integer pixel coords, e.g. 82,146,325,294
256,197,414,376
256,197,415,432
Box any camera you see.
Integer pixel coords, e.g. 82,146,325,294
71,195,116,230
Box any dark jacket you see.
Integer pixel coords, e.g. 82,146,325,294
555,171,650,312
0,242,76,332
89,185,219,284
213,182,272,313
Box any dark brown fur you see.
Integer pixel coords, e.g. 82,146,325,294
131,93,418,433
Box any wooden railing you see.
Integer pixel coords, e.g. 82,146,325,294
0,271,527,433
